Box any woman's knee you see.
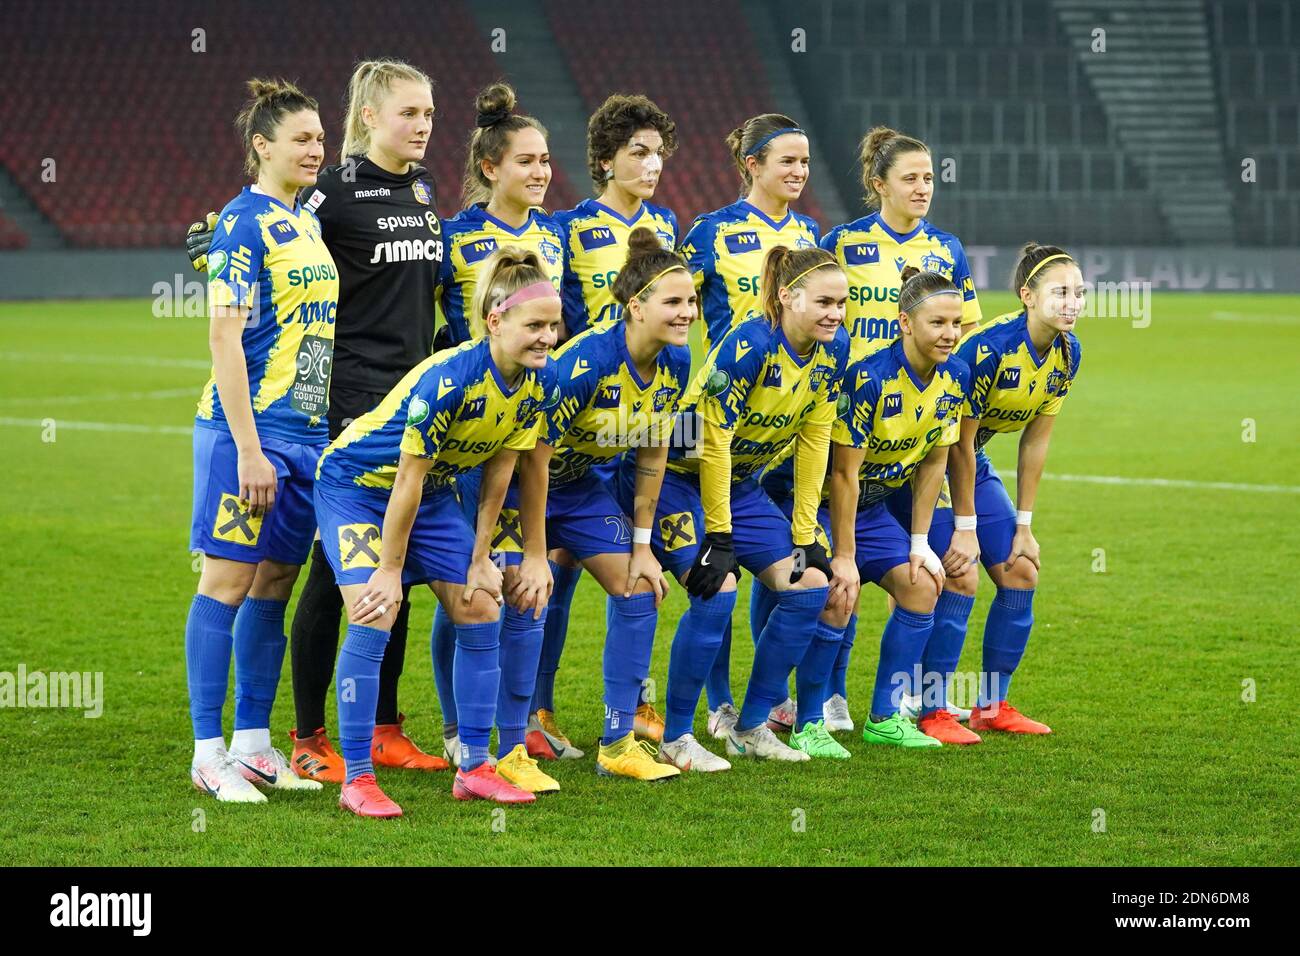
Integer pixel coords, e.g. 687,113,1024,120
448,589,503,626
819,605,852,630
946,563,979,598
197,557,257,605
997,558,1039,590
894,578,940,615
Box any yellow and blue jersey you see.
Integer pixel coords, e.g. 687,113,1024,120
821,212,981,361
679,200,820,352
833,339,972,505
554,198,678,334
199,186,338,443
437,203,565,343
544,321,691,486
670,315,849,483
317,338,558,493
957,310,1082,452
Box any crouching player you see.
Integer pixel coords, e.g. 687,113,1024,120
510,226,692,781
313,247,559,815
622,245,852,768
942,243,1083,734
824,267,974,747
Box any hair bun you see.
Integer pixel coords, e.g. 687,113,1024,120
626,226,663,259
899,265,921,282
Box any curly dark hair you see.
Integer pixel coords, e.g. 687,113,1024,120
586,93,678,194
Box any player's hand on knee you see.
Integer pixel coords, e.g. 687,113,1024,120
353,568,402,626
684,532,736,600
185,212,218,273
510,554,553,620
944,528,980,576
465,555,504,608
237,448,277,516
1004,526,1041,573
828,554,860,617
625,550,669,606
909,534,945,596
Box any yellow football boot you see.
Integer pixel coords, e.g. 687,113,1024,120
495,744,561,794
596,732,680,782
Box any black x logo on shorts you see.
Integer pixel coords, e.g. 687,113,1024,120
217,497,255,540
341,525,381,564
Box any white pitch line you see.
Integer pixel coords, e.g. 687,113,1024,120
1041,472,1300,494
0,388,195,407
0,351,210,369
1208,311,1300,325
0,417,194,436
2,416,1298,496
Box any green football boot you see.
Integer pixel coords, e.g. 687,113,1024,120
789,720,852,759
861,713,942,748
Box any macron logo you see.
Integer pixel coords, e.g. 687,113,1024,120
50,886,151,936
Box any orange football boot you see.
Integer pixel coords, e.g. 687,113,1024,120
372,713,450,770
968,701,1052,735
634,701,665,742
289,727,346,784
339,773,403,818
917,709,982,745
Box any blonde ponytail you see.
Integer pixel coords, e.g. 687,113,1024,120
340,58,433,162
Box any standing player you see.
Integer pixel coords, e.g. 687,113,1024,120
823,268,973,747
624,245,854,767
510,227,692,780
940,244,1083,736
678,114,822,737
532,93,680,756
817,126,983,730
429,82,567,765
185,59,448,783
185,79,334,802
314,246,560,815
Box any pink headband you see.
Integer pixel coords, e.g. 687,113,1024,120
492,280,559,315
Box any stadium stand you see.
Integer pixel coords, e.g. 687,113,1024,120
542,0,827,229
0,211,28,251
0,0,579,247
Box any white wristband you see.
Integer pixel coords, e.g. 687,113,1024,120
953,515,977,532
1016,510,1033,526
632,526,653,545
910,534,942,575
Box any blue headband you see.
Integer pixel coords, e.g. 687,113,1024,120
745,126,805,157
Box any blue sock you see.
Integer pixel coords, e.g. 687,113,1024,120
231,596,288,732
739,587,829,732
870,606,935,718
531,561,581,713
453,620,501,770
337,624,390,783
749,579,779,641
431,605,457,736
497,606,547,759
185,594,238,740
922,591,975,715
603,593,658,744
703,622,733,710
795,620,844,730
665,590,737,742
980,588,1035,706
830,612,857,700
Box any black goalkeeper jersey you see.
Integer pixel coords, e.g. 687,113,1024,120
301,156,443,393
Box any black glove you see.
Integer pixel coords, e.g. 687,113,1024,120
432,322,457,353
685,532,739,600
185,212,218,273
790,540,831,584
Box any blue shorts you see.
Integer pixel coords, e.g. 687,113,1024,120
770,495,906,586
886,454,1016,567
189,425,322,565
618,459,793,578
490,471,634,567
313,482,473,587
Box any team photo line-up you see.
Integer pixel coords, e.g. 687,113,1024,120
180,57,1083,816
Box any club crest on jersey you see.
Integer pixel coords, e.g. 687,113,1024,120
998,367,1022,390
516,396,538,422
457,396,486,421
656,230,674,249
809,365,833,392
462,237,498,264
539,238,562,266
795,235,815,250
269,220,299,245
1046,369,1066,395
882,392,903,418
845,243,880,265
412,180,433,206
652,386,676,412
920,252,952,277
762,363,783,388
406,396,430,427
935,393,961,420
579,226,616,251
724,231,761,255
594,384,622,409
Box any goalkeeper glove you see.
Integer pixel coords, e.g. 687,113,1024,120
185,212,218,273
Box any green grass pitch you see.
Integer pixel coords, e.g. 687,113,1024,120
1,292,1296,866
